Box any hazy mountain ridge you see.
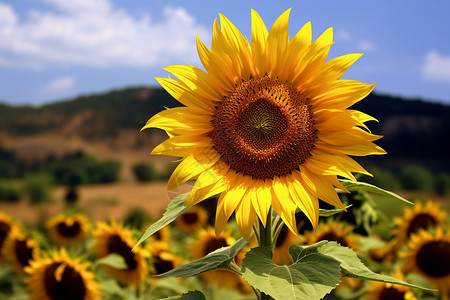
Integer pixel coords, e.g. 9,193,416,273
1,86,449,172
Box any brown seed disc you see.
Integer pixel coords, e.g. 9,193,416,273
56,221,82,238
211,77,316,180
44,262,86,300
107,234,137,270
416,241,450,278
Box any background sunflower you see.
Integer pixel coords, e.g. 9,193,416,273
92,220,149,287
25,248,100,300
402,228,450,297
2,227,39,274
46,214,90,246
174,206,208,234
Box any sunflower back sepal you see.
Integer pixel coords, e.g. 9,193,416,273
299,241,436,292
338,179,412,205
134,192,190,250
241,245,342,300
161,290,206,300
156,238,248,278
319,205,352,217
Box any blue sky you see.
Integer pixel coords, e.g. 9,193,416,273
1,0,450,105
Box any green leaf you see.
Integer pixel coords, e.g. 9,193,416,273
319,205,352,217
158,238,248,277
339,180,412,205
134,192,190,250
95,253,128,270
296,241,434,291
162,290,206,300
241,246,341,300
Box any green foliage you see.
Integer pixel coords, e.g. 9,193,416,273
435,172,450,196
299,241,431,290
122,207,153,229
134,192,190,249
163,290,206,300
399,165,434,192
0,181,23,202
363,166,401,191
94,160,121,183
23,173,53,204
339,179,412,205
158,238,248,277
132,162,158,182
241,246,341,300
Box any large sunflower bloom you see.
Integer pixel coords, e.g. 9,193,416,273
143,9,385,239
91,220,149,287
401,228,450,298
25,248,100,300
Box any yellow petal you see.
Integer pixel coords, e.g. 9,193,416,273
271,176,298,234
265,8,291,76
235,193,256,240
156,77,215,113
142,107,212,135
167,149,221,190
151,134,211,157
286,174,319,230
251,9,268,76
163,65,222,101
250,179,271,228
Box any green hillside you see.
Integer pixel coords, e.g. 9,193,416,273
1,86,449,173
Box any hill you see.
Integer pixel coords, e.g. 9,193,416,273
1,86,450,175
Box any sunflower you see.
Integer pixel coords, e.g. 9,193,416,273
365,269,417,300
402,228,450,296
390,200,446,250
302,220,360,250
148,247,183,276
272,224,299,265
143,9,385,239
175,206,208,233
0,212,17,263
189,227,243,289
91,220,149,287
2,227,39,274
25,248,100,300
46,214,90,246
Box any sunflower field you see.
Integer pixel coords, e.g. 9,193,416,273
1,8,450,300
0,190,449,299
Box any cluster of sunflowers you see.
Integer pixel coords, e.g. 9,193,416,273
0,195,449,300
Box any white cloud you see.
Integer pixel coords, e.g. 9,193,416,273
37,76,76,99
336,30,352,42
423,50,450,83
357,40,376,52
0,1,210,69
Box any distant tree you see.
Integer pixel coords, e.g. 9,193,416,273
132,162,157,182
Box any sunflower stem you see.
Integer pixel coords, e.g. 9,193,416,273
256,208,275,300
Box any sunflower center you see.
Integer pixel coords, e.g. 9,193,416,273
204,237,229,255
211,77,316,180
107,234,137,270
0,221,11,248
379,287,407,300
56,221,81,237
406,214,437,238
318,232,349,248
44,262,86,300
416,241,450,278
14,239,33,267
182,212,199,225
153,253,175,275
